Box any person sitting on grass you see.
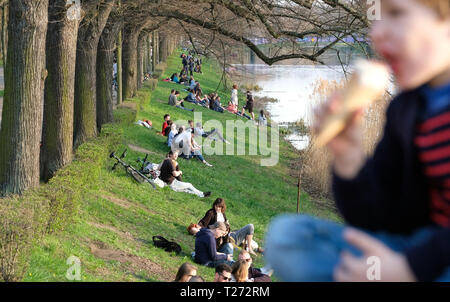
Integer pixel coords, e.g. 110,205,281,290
265,0,450,282
231,259,251,282
158,150,211,198
168,89,194,112
226,101,238,114
164,120,173,137
258,109,267,126
214,264,232,282
238,250,272,282
174,263,197,282
189,76,196,90
178,129,213,167
170,73,179,83
179,72,188,85
194,221,234,268
194,122,230,144
226,101,252,120
193,82,203,98
167,123,177,147
159,114,171,136
210,95,225,113
189,198,259,256
184,88,198,104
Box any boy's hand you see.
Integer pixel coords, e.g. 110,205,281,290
313,93,366,179
333,228,417,282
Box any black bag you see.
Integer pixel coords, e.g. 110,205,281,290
152,236,182,255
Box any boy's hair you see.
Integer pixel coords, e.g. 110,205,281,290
419,0,450,18
164,114,170,119
171,89,175,93
215,263,232,274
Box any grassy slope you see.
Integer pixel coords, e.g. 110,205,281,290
25,50,340,282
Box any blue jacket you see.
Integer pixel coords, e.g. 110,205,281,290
194,228,226,265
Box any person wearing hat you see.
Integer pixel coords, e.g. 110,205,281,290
194,221,234,267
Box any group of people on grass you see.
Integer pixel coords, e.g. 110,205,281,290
172,197,272,282
165,53,270,124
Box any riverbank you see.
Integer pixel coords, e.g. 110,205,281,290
1,50,340,282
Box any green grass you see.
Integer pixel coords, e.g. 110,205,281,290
22,50,340,282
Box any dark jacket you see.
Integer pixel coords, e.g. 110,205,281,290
198,209,231,250
248,267,271,282
198,208,228,229
332,88,450,281
194,228,227,265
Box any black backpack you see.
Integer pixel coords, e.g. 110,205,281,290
152,236,182,255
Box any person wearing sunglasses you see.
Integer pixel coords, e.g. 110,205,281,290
213,264,232,282
238,250,272,282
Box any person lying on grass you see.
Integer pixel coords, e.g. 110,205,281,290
194,122,230,144
157,150,211,198
265,0,450,282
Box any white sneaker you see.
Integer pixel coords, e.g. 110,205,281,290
205,162,213,167
224,140,231,145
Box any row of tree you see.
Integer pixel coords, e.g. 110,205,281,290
0,0,178,196
0,0,371,197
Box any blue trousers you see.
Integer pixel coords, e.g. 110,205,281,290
264,214,450,282
176,105,194,112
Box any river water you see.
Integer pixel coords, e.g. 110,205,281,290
232,64,348,150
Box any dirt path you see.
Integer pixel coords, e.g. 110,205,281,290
88,239,174,281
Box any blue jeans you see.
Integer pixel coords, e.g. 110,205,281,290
219,243,234,256
175,105,194,112
264,214,450,282
180,151,205,162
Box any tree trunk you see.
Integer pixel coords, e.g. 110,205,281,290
151,31,156,72
137,33,145,90
122,27,139,99
159,32,167,63
1,3,7,68
146,34,151,73
97,18,120,131
117,29,123,105
73,0,114,148
0,0,48,196
154,30,159,64
41,0,80,182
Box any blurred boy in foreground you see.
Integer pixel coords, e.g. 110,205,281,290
265,0,450,281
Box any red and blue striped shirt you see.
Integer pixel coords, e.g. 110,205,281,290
415,84,450,227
